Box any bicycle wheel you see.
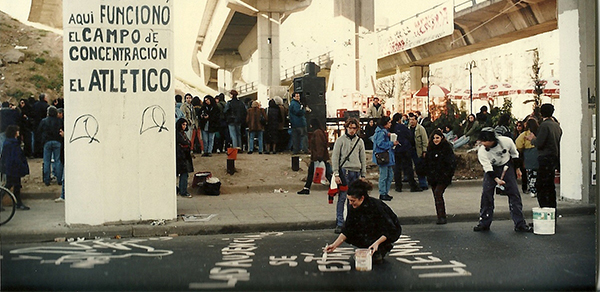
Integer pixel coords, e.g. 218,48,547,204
0,185,17,226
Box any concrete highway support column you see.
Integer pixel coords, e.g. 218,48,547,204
256,11,281,105
557,0,597,203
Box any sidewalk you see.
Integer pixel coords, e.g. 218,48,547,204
1,156,594,243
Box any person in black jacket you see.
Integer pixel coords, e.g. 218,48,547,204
391,113,421,192
324,180,402,264
199,95,221,157
37,106,63,186
223,90,247,151
1,125,30,210
176,118,194,198
424,129,456,224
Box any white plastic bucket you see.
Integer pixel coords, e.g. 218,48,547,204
354,248,372,271
533,207,555,235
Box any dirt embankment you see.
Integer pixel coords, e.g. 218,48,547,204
0,11,63,104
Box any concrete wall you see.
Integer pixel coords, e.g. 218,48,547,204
557,0,597,203
63,0,176,225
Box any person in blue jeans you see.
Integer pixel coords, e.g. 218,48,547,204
37,106,62,186
371,116,398,201
331,118,366,234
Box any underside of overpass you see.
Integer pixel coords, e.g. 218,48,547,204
377,0,557,78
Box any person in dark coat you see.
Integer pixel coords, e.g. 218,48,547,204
324,180,402,264
391,113,421,192
297,119,332,195
32,93,49,158
17,99,34,157
245,101,267,154
362,118,377,150
424,129,456,224
1,125,30,210
265,99,282,154
223,90,247,150
199,95,221,157
38,106,63,186
176,118,194,198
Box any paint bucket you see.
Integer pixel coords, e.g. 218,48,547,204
227,148,238,160
354,249,372,271
533,207,555,235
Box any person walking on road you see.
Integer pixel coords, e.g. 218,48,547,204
298,119,332,195
324,179,402,264
1,125,30,210
526,103,562,210
371,116,397,201
473,128,532,232
331,117,366,234
424,129,456,224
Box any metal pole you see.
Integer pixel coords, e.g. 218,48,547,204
469,70,473,114
425,71,430,117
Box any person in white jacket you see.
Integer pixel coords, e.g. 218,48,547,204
473,128,532,233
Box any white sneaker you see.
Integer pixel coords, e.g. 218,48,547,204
55,197,65,203
530,193,537,198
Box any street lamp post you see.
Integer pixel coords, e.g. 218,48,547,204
466,60,477,114
421,70,431,117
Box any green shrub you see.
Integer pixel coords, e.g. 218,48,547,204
34,57,45,64
29,74,48,88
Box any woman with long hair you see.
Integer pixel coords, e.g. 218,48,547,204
176,118,194,198
371,116,398,201
424,129,456,224
515,118,540,198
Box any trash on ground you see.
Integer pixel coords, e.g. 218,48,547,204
54,237,66,242
181,214,217,222
151,219,166,226
274,188,289,193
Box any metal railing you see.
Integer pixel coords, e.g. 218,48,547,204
281,51,333,81
235,51,333,95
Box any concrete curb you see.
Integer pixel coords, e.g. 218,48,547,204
1,204,593,244
21,179,485,200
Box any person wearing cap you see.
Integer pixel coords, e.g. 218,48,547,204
473,127,532,232
526,103,562,210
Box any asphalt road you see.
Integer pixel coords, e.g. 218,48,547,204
1,215,595,291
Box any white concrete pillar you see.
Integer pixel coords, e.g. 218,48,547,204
256,11,281,105
557,0,596,203
217,69,233,94
63,0,176,225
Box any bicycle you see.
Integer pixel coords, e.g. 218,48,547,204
0,185,17,226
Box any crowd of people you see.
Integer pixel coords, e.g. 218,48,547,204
1,89,562,264
0,94,66,210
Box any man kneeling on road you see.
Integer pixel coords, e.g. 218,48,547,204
473,128,533,233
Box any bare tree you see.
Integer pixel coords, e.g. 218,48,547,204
523,48,543,119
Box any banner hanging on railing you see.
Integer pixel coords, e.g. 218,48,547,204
378,0,454,58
